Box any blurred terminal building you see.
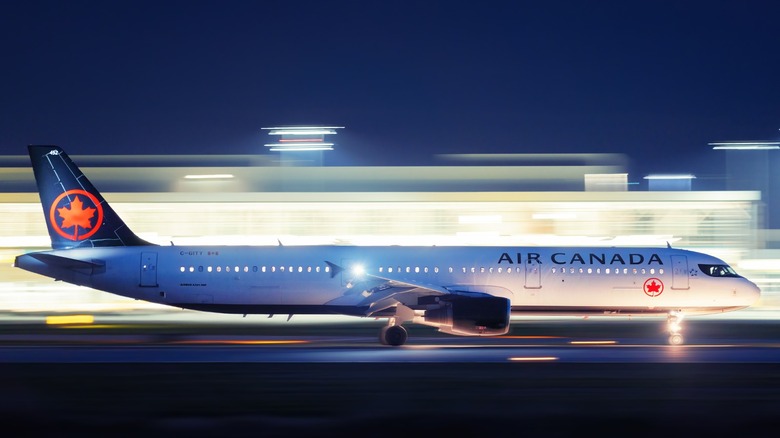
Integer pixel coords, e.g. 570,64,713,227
1,127,778,317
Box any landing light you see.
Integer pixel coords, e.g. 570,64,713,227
351,264,365,276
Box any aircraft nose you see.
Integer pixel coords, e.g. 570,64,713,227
748,281,761,305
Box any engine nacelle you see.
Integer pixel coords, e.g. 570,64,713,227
421,295,510,336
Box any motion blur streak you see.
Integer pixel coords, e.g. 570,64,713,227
509,356,559,361
45,314,94,325
172,339,309,345
569,340,618,345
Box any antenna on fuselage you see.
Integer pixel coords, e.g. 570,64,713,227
667,241,672,248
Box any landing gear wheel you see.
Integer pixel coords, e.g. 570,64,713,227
668,333,684,345
666,313,685,345
380,325,408,346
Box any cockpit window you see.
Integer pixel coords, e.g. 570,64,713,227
699,264,740,278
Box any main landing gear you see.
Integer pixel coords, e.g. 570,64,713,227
667,313,685,345
380,319,408,346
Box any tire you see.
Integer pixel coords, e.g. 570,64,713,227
381,325,408,346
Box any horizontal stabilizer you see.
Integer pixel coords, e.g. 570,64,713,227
28,253,105,270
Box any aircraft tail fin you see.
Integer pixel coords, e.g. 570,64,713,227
27,145,154,249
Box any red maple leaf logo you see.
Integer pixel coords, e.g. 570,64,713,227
643,278,664,297
646,281,661,293
56,196,96,241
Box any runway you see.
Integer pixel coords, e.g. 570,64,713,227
2,318,780,437
2,317,780,363
3,335,780,364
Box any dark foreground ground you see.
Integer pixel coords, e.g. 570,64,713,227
2,362,779,437
1,318,779,437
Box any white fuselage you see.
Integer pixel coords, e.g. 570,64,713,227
18,245,760,318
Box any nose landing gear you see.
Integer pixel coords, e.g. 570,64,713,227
667,313,684,345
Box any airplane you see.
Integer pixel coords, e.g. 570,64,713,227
14,145,761,345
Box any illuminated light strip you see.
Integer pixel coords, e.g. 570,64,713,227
263,126,344,131
183,174,235,180
269,146,334,152
268,130,338,136
500,335,564,339
569,340,618,345
739,259,780,271
643,174,696,180
710,142,780,150
265,142,334,148
509,357,559,362
279,138,326,143
45,314,95,325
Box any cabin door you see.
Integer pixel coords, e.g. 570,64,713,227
140,252,158,287
524,259,541,289
671,255,689,290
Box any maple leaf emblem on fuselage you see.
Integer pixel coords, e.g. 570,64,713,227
643,278,664,297
48,189,104,241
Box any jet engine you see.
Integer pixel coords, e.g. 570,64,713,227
421,295,510,336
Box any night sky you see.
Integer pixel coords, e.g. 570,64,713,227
2,0,779,179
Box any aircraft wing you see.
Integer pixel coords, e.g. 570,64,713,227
324,260,495,316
